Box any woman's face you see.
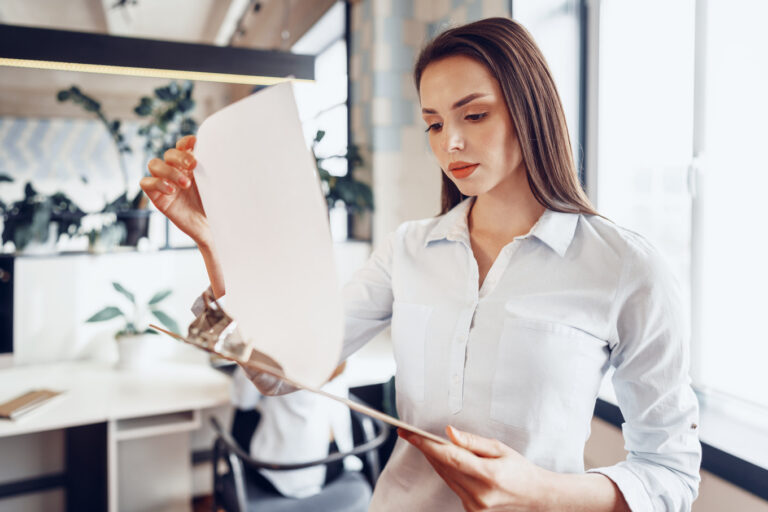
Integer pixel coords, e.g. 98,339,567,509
419,55,525,198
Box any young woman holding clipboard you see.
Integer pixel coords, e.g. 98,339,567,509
141,17,700,512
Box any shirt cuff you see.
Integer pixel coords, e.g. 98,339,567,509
587,464,654,511
190,286,226,316
241,364,298,396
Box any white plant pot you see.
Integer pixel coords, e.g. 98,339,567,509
115,333,158,370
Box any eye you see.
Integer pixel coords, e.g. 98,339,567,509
425,122,443,133
465,112,488,121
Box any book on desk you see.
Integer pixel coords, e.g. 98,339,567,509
0,389,63,420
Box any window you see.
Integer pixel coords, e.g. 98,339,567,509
593,0,768,428
292,1,348,176
692,0,768,411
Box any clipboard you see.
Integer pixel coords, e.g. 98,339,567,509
150,295,447,446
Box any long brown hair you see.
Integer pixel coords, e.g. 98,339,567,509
414,17,597,216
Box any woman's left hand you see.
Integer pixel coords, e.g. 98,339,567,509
399,426,550,511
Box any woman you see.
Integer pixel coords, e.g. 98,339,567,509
141,17,701,511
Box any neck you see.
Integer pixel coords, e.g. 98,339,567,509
468,170,545,239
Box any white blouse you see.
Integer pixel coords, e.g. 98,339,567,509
337,198,701,511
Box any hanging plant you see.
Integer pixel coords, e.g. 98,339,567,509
134,81,198,160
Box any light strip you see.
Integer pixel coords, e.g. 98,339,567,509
0,58,313,86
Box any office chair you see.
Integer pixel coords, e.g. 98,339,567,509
210,393,389,512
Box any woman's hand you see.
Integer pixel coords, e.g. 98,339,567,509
141,134,225,297
399,426,549,511
140,135,210,245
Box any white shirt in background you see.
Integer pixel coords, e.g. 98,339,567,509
230,367,357,498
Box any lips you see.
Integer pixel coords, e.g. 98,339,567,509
448,161,478,179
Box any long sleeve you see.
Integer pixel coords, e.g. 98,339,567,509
587,237,702,511
337,229,396,361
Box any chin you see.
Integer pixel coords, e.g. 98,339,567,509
451,179,488,198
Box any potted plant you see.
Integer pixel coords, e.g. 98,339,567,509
85,281,179,369
0,181,85,254
312,131,374,240
80,212,125,254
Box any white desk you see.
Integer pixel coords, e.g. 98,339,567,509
0,361,230,512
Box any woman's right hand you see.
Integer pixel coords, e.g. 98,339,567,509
140,135,210,245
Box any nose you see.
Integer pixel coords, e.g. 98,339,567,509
442,123,464,154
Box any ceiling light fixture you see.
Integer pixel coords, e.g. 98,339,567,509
0,24,314,86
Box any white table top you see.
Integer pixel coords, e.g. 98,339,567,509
0,360,231,438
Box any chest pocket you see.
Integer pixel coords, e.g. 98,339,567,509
490,317,609,434
391,302,432,403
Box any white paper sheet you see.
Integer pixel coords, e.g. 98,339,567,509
193,82,343,388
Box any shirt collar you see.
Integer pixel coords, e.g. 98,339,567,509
530,208,580,257
425,198,580,258
425,197,474,247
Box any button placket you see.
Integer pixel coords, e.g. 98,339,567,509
479,241,521,299
448,242,479,413
449,307,475,413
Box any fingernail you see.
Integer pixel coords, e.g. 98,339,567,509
184,157,194,167
163,180,175,193
448,425,462,442
180,176,190,187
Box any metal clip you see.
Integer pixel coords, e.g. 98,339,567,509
187,289,252,361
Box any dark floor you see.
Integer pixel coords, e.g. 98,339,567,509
193,494,221,512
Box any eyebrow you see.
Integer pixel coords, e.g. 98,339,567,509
421,93,489,115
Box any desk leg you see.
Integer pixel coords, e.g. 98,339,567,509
65,423,108,512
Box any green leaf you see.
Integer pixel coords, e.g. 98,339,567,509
143,328,159,335
86,306,124,322
148,289,172,305
155,86,173,101
112,282,135,304
177,98,193,113
151,309,179,334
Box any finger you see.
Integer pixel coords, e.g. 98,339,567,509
407,433,486,479
176,134,197,152
164,148,196,172
140,176,176,196
423,453,484,511
402,431,489,508
148,158,191,189
447,426,506,458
